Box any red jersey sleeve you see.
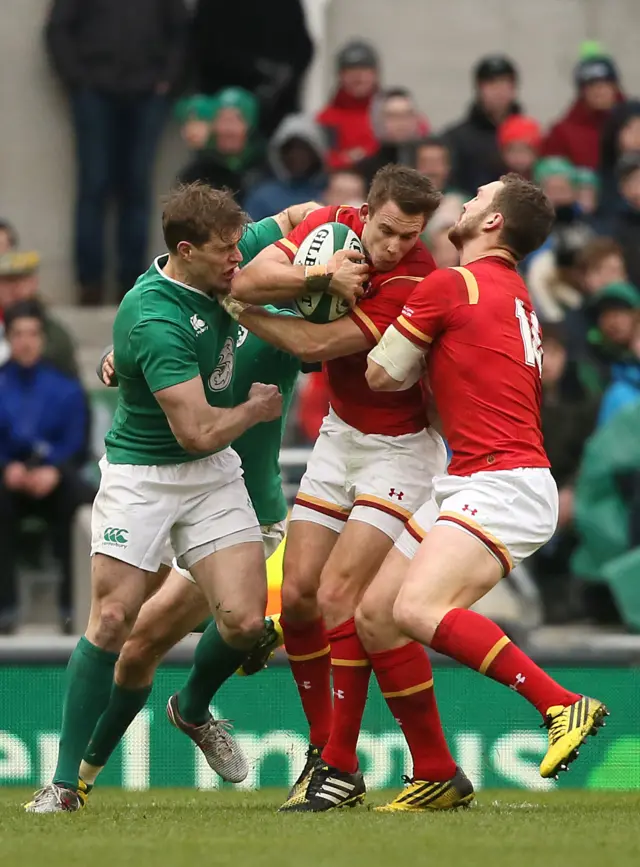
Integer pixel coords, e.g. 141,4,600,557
274,206,339,261
349,274,425,345
394,267,473,349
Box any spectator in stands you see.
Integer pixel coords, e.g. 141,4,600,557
191,0,312,137
415,137,455,193
599,101,640,215
422,196,462,268
244,115,326,221
0,219,18,254
563,238,629,363
497,115,543,180
542,46,624,170
322,170,366,207
597,154,640,289
533,323,599,622
317,40,380,171
597,319,640,427
0,302,93,634
355,88,429,186
45,0,189,305
575,167,600,215
177,88,265,205
0,251,78,377
584,281,640,393
444,54,521,195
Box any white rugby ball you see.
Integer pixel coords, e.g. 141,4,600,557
292,222,364,323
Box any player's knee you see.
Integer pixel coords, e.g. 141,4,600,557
219,610,265,647
281,571,320,622
392,592,441,644
92,601,131,648
355,596,399,652
317,574,358,622
116,634,158,688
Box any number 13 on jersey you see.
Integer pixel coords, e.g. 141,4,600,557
515,297,542,376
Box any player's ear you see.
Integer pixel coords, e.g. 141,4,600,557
176,240,193,261
484,211,504,233
359,203,370,223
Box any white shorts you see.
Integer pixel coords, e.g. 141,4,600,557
290,408,448,541
395,467,559,573
171,519,287,583
91,449,260,573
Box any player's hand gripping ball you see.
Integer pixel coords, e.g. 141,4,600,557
293,222,366,322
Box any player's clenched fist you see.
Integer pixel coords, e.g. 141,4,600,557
248,382,283,422
327,249,369,308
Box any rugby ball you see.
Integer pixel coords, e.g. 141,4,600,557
292,222,364,323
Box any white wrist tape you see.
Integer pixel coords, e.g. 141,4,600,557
368,326,426,389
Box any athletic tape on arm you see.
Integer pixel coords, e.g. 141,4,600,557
368,326,426,388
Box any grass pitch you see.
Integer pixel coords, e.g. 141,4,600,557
2,788,640,867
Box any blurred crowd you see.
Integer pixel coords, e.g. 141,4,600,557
3,0,640,632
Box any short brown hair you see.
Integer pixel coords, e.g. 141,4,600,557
368,164,442,219
493,173,555,260
162,182,247,253
576,237,624,273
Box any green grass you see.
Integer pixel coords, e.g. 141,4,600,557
2,788,640,867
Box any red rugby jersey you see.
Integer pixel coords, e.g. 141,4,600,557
393,256,550,475
275,206,436,435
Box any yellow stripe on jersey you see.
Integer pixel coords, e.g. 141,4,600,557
450,266,479,305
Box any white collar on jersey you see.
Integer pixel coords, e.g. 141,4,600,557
153,255,211,299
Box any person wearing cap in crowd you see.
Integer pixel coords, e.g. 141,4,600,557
542,42,624,171
599,100,640,216
583,281,640,392
0,301,94,635
574,167,600,215
596,153,640,290
316,40,381,171
45,0,190,305
355,87,430,186
177,88,266,205
498,115,543,180
0,251,79,377
443,53,521,195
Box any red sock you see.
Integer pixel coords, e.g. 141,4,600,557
281,615,332,747
321,618,371,774
371,642,456,781
431,608,579,716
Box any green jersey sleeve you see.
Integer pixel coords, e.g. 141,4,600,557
130,319,200,393
239,217,283,265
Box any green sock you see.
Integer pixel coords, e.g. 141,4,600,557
82,682,152,770
177,620,246,725
53,636,119,789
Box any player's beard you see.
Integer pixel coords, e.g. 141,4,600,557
448,208,489,251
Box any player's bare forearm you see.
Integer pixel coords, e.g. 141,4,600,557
155,378,266,453
237,306,369,362
231,247,308,303
273,201,322,235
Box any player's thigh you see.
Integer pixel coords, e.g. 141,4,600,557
350,426,448,542
355,545,412,652
116,569,209,688
317,519,395,621
171,448,261,573
281,519,340,619
189,540,267,640
395,523,503,639
90,457,178,573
